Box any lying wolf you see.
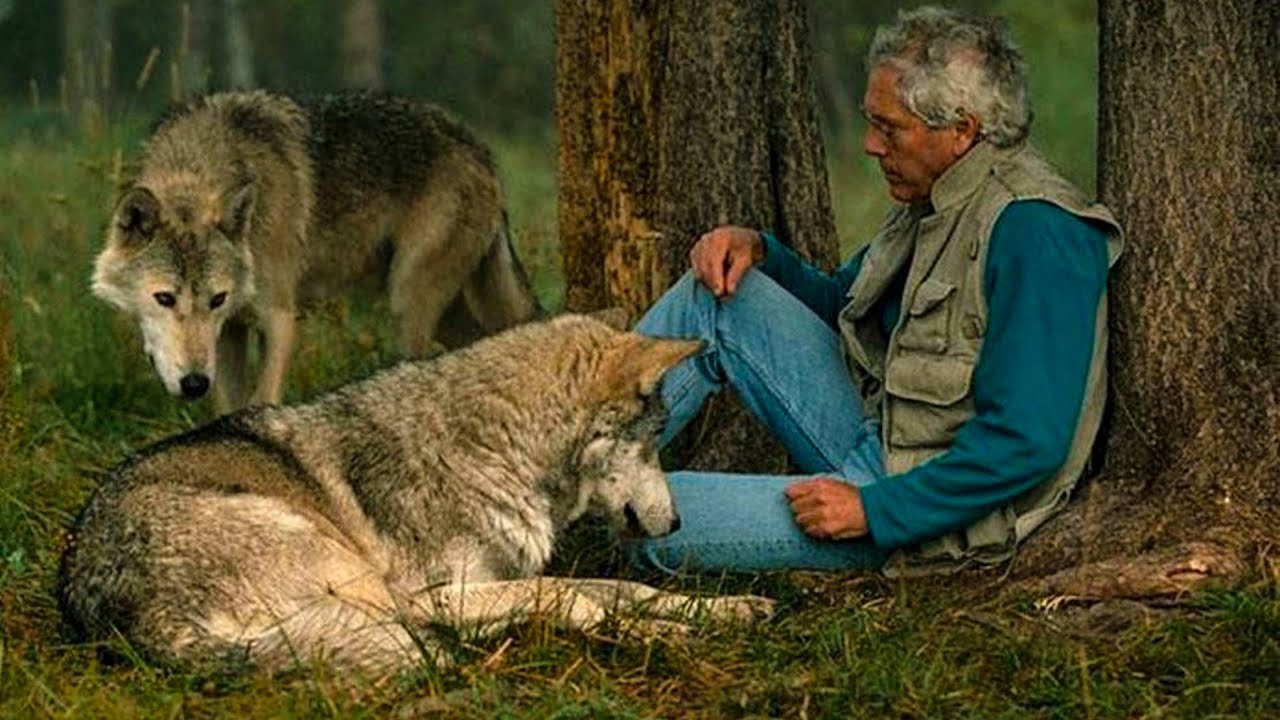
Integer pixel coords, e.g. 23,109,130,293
91,90,541,412
59,315,771,676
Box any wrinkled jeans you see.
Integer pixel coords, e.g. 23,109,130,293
627,270,888,574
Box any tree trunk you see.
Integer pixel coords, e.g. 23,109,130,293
173,1,211,100
556,0,837,472
60,0,111,115
223,0,255,89
1016,0,1279,597
340,0,385,91
555,0,837,472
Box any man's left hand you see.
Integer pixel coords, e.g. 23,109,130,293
784,477,869,541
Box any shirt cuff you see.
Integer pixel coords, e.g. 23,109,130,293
857,480,907,551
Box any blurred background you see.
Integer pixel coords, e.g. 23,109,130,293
0,0,1098,259
0,0,1098,418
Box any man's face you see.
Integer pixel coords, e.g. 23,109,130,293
862,64,971,204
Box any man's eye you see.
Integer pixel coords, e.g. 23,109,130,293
210,292,227,309
153,292,176,308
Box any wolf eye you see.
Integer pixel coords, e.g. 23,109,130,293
153,292,177,308
210,292,228,309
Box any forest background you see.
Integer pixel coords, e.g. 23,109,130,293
0,1,1274,718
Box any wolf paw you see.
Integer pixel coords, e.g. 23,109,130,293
611,616,693,640
707,593,775,622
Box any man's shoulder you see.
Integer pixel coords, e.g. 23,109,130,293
989,200,1111,280
989,144,1093,208
976,144,1121,243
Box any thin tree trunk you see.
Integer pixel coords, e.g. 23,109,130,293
556,0,838,472
60,0,111,115
1017,0,1279,596
223,0,255,89
340,0,385,91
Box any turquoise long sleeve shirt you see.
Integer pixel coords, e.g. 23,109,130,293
759,200,1111,550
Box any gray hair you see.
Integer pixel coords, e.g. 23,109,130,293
867,6,1031,147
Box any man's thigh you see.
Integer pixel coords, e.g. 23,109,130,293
638,270,880,477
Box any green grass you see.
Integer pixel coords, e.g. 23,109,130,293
1,109,1276,718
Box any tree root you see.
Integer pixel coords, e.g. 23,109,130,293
1013,541,1244,604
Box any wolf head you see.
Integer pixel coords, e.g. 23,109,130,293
91,183,257,400
569,327,703,539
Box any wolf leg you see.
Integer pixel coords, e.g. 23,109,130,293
389,192,484,357
417,577,771,640
250,307,296,405
458,220,541,337
539,578,775,623
214,317,252,412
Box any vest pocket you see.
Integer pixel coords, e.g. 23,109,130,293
896,278,956,353
883,353,974,448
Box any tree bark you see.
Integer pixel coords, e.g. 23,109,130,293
340,0,385,91
1016,0,1280,597
556,0,838,472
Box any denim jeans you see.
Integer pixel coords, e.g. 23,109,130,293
627,270,888,574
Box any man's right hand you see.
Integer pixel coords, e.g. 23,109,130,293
689,225,765,298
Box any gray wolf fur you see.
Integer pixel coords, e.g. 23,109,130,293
59,315,772,677
91,90,541,412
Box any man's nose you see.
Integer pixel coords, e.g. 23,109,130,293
863,127,886,157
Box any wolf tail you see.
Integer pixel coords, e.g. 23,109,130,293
460,209,543,331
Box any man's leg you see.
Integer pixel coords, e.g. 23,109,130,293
630,471,888,573
631,270,886,573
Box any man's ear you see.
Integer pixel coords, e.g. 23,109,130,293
951,112,982,157
218,181,256,243
112,187,161,247
599,333,704,400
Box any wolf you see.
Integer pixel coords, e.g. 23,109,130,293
59,314,772,677
91,90,541,412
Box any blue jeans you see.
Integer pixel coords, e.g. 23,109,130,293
628,270,888,574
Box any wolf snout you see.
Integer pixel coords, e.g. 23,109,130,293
179,373,210,399
624,503,680,537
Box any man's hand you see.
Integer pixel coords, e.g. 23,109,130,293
784,477,869,541
689,225,765,298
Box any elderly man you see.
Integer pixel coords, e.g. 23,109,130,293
629,6,1123,575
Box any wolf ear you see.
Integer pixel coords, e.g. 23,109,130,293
602,333,704,399
218,181,256,243
112,187,161,246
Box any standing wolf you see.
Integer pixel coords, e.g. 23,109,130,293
60,315,771,677
91,90,541,412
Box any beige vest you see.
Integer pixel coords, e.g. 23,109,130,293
838,141,1123,575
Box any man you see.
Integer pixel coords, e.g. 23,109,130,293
629,6,1123,576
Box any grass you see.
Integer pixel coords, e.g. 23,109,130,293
1,102,1277,718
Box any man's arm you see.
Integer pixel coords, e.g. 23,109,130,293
756,232,864,328
687,226,864,328
856,201,1111,550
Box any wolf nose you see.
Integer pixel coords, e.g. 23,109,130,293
179,373,210,399
670,513,681,533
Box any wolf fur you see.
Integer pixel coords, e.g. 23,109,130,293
59,315,772,677
91,90,541,412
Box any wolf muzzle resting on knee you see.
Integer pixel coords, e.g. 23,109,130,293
91,90,542,413
59,315,772,678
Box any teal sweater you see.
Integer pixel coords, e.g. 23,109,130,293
760,200,1111,550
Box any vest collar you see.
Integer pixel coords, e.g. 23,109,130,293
926,140,1025,214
